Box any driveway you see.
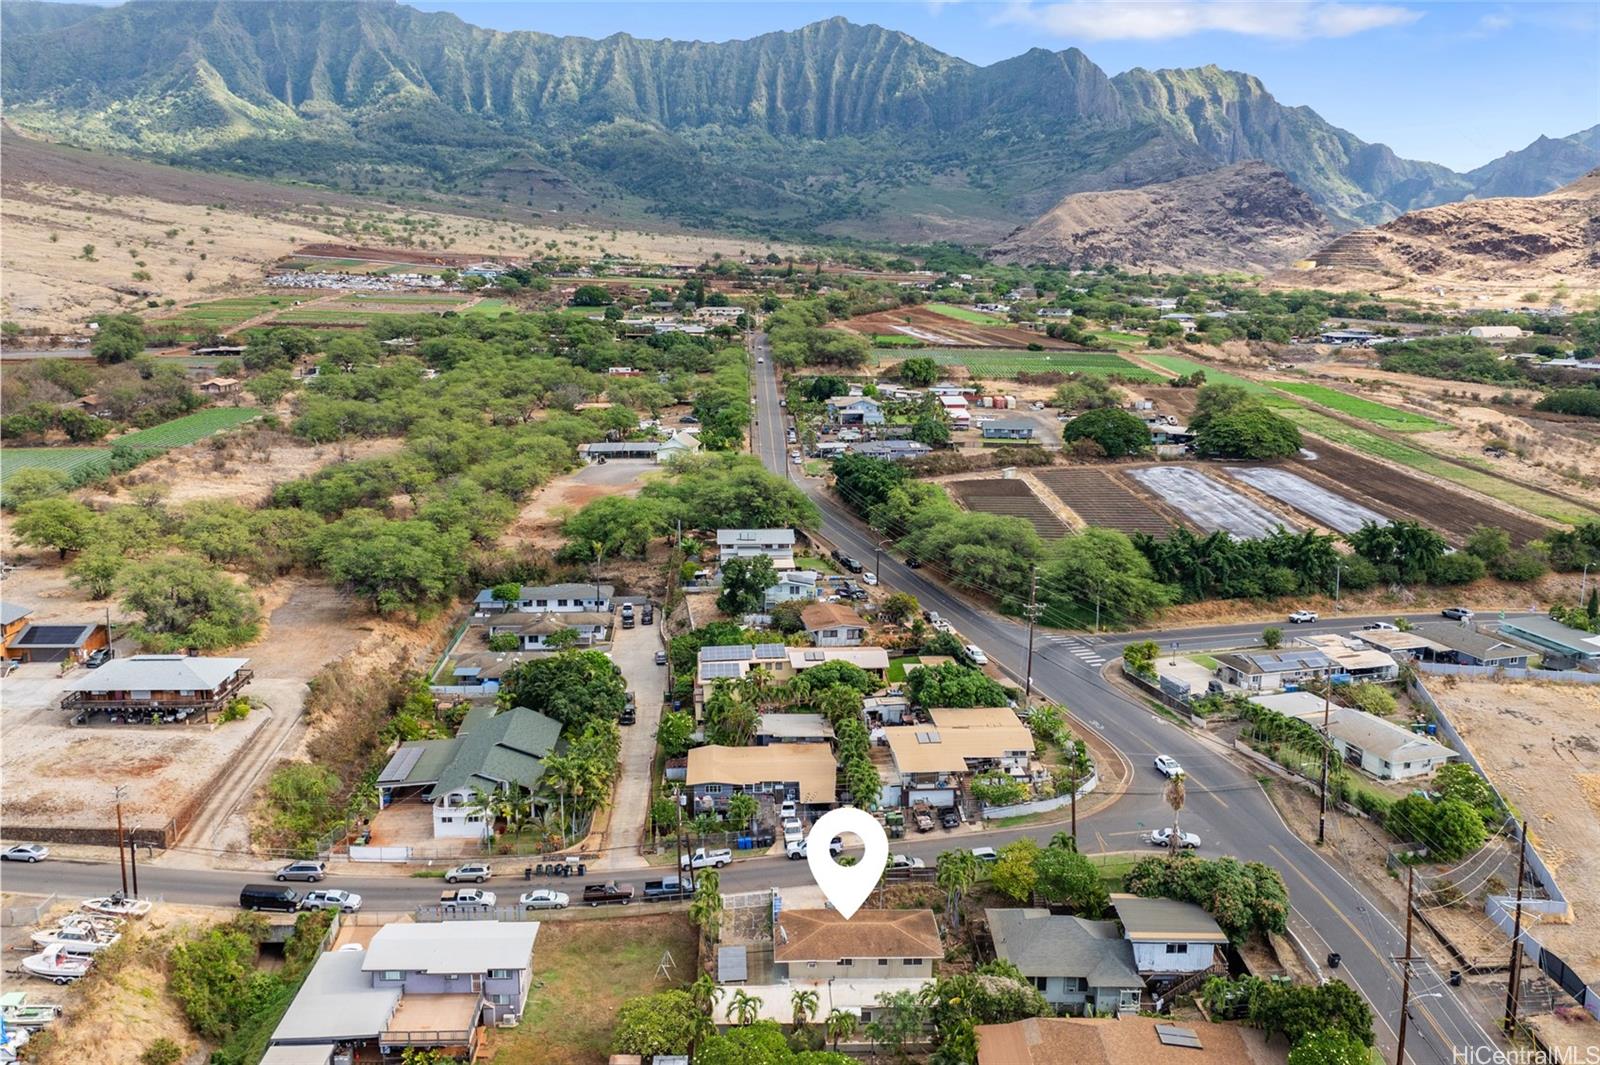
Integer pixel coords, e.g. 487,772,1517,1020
593,607,669,870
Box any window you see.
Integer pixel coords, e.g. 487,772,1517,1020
705,784,723,795
1032,976,1048,991
446,973,460,981
492,994,512,1006
878,959,890,966
440,816,454,824
838,958,853,966
381,970,403,982
490,969,511,980
1165,943,1189,955
467,815,482,823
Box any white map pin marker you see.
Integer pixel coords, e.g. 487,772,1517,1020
805,806,888,920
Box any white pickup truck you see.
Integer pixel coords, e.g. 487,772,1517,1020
679,847,733,870
439,888,496,911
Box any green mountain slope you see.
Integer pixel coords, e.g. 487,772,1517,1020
0,0,1559,239
1467,125,1600,199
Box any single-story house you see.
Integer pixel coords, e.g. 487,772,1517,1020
825,395,885,426
685,743,838,813
849,440,932,461
579,441,660,461
1358,623,1530,668
1213,649,1334,692
432,651,539,694
1252,692,1456,781
987,908,1142,1016
1498,616,1600,665
265,921,541,1063
864,694,910,725
1294,633,1400,682
473,583,613,614
981,419,1037,441
695,644,888,708
764,569,820,608
937,394,971,426
656,430,701,463
976,1016,1285,1065
717,528,796,569
801,602,867,647
62,654,251,722
1319,329,1381,345
0,602,33,650
198,376,243,397
483,611,610,650
1111,895,1229,978
377,705,561,839
755,713,834,745
883,707,1035,806
3,615,109,663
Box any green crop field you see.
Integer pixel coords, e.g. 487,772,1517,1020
1086,330,1145,351
266,309,385,325
871,335,925,347
336,292,467,305
0,447,113,486
157,296,293,334
460,298,512,315
926,303,1008,326
913,349,1163,381
1271,382,1448,432
1139,355,1298,406
1285,409,1590,523
118,407,263,449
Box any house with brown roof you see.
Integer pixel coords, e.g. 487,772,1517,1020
801,602,867,647
882,707,1036,808
976,1016,1285,1065
774,908,942,981
198,376,242,397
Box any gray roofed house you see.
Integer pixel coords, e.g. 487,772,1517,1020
473,583,613,613
377,705,561,840
1253,693,1456,781
717,528,797,567
363,921,540,978
1112,895,1229,979
1403,622,1532,668
61,654,252,721
988,908,1143,1015
848,440,932,461
981,419,1037,441
267,949,401,1047
1213,649,1334,692
0,602,31,627
580,441,660,460
1498,615,1600,664
756,713,834,744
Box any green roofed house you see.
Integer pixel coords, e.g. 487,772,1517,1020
1498,616,1600,668
377,705,561,841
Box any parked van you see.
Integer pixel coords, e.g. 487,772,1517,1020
240,884,301,912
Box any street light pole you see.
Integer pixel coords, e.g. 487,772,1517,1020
1317,683,1331,845
1395,866,1415,1065
1504,821,1529,1035
1023,566,1040,707
1334,563,1342,605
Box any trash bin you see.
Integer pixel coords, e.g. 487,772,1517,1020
1327,952,1342,969
1449,970,1462,987
524,866,533,881
737,836,753,850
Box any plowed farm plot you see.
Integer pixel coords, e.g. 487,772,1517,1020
1033,468,1180,537
947,478,1068,539
1223,466,1390,533
1284,446,1552,546
836,306,1070,349
1128,465,1298,539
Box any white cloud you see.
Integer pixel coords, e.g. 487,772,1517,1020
1477,13,1513,32
994,1,1422,42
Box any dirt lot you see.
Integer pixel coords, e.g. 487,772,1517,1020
1430,677,1600,976
836,305,1071,349
947,476,1069,539
498,458,659,551
1032,467,1187,538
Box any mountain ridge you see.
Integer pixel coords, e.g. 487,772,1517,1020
0,1,1588,240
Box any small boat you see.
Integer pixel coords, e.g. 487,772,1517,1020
0,1023,30,1064
19,945,93,985
78,892,151,918
0,992,63,1030
30,916,121,953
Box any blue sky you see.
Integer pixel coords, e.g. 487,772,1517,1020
410,1,1600,171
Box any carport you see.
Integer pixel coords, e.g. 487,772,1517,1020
5,623,106,663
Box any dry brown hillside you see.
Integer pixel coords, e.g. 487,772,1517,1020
986,161,1337,273
1285,168,1600,294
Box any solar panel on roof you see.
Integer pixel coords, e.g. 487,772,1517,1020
702,644,753,662
701,662,743,680
1155,1024,1203,1049
755,643,787,658
378,746,425,784
14,625,89,646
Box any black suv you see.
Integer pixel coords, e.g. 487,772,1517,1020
840,557,864,574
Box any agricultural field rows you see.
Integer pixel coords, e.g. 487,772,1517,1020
1032,468,1178,537
1138,354,1291,401
1285,409,1591,525
1270,382,1448,431
947,477,1068,538
118,407,263,448
0,447,112,485
926,303,1007,326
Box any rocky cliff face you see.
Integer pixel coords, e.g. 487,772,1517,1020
988,162,1337,273
1466,126,1600,199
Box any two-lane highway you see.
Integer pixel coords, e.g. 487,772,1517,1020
751,345,1498,1064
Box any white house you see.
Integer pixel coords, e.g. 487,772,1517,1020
1254,692,1456,781
764,569,820,608
717,528,796,569
473,583,613,613
1112,896,1229,977
656,431,702,464
825,395,885,426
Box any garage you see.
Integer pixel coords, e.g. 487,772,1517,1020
5,623,106,664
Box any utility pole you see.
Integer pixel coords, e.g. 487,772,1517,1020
1023,566,1041,707
1395,867,1415,1065
1503,821,1529,1035
127,831,140,897
1334,563,1343,605
113,785,129,896
1318,682,1332,845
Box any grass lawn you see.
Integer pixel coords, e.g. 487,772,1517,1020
926,303,1008,326
1139,354,1295,404
1188,653,1220,671
887,656,921,683
871,334,926,347
1085,330,1145,350
490,914,696,1065
916,349,1164,382
1285,409,1593,523
463,298,512,315
803,459,829,477
1270,382,1447,432
797,556,840,574
1088,852,1142,892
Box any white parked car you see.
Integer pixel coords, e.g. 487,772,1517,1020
1153,755,1184,779
792,454,803,465
445,862,493,884
1287,610,1318,624
781,817,803,837
964,644,988,666
785,837,844,860
439,888,496,911
971,847,999,863
519,889,570,910
862,572,878,586
300,889,363,912
1,844,49,863
887,854,925,871
1149,828,1202,850
1361,621,1399,631
680,847,732,870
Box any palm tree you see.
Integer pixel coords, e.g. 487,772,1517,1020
936,849,979,929
690,972,723,1016
728,989,763,1027
1165,771,1187,860
727,792,759,836
688,869,723,941
826,1008,859,1051
790,987,820,1031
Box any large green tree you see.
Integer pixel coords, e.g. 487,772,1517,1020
497,649,627,732
1061,407,1150,458
11,497,99,558
718,554,779,615
1194,404,1302,460
118,556,261,650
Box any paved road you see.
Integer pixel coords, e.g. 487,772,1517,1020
594,609,669,870
0,338,1509,1062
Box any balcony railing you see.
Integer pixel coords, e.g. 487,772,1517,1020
378,1027,478,1051
62,670,254,713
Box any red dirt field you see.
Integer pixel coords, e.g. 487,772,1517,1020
836,306,1073,349
947,477,1069,538
292,242,505,266
1283,446,1553,546
1033,467,1188,538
